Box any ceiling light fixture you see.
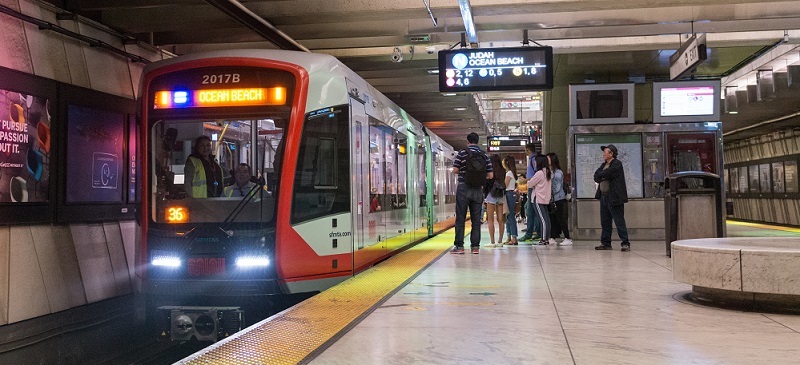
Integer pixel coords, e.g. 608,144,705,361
454,107,467,111
457,0,478,46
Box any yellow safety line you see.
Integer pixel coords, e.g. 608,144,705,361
727,219,800,233
178,229,456,365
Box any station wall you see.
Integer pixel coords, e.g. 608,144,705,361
0,0,171,325
724,128,800,226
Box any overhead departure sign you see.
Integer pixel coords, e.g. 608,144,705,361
669,34,707,80
438,46,553,92
487,135,529,152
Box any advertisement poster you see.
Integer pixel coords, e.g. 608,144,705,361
128,116,137,203
66,105,124,203
785,160,798,193
759,164,771,192
0,89,50,203
771,162,784,193
738,166,748,193
729,168,738,193
748,165,759,193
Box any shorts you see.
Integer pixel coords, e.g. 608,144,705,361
485,193,504,205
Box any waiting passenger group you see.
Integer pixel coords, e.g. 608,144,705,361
451,132,630,254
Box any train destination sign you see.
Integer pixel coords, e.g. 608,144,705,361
153,87,287,109
438,46,553,92
487,135,529,152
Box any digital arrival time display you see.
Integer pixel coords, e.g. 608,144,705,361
438,46,553,92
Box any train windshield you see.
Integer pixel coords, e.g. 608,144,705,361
150,117,285,224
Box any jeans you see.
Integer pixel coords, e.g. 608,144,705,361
505,191,517,237
523,188,540,238
454,183,485,248
599,194,629,246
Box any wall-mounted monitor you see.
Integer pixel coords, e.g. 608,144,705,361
438,46,553,92
652,79,721,123
569,83,635,125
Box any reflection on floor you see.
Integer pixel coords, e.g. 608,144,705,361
311,221,800,365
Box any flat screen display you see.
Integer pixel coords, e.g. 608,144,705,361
438,46,553,92
66,105,125,203
0,89,51,203
569,84,635,125
653,80,721,123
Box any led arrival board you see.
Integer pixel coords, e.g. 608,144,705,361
438,47,553,92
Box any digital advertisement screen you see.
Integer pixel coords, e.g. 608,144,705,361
66,105,124,203
438,46,553,92
660,86,715,116
0,89,51,203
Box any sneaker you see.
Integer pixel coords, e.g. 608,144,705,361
484,243,496,248
471,248,480,254
496,242,504,248
595,244,612,250
534,240,547,245
559,238,573,246
450,247,465,254
548,238,557,245
621,244,631,252
519,235,533,242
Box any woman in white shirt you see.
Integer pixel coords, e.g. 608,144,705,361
527,154,552,245
502,155,519,245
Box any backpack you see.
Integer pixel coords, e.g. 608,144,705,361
490,180,505,198
464,147,487,188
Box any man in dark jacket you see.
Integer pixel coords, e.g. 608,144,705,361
593,144,631,252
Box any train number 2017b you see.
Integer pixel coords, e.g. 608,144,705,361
202,73,240,84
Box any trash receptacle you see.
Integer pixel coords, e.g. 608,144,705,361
664,171,724,257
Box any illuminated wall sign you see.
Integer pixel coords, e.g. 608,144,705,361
487,135,529,152
438,46,553,92
153,87,286,109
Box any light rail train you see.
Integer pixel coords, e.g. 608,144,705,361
138,50,458,341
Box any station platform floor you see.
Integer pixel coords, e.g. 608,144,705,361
181,220,800,365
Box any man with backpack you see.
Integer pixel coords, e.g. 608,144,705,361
451,132,493,254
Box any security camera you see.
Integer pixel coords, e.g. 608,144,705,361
391,47,403,63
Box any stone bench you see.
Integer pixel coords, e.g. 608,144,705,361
672,237,800,311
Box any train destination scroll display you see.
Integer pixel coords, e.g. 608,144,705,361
574,134,643,199
0,89,51,203
438,46,553,92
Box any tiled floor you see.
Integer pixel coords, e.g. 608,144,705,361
311,222,800,364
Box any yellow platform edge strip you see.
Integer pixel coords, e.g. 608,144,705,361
727,219,800,233
178,229,456,365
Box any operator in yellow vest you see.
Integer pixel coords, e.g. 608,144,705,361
223,163,257,197
184,135,223,198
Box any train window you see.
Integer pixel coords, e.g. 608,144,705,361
150,117,282,224
291,105,350,224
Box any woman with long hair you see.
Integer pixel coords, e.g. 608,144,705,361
527,154,552,245
502,155,519,245
484,154,507,248
547,153,572,245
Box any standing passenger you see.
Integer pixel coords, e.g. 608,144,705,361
527,154,552,245
546,153,572,246
451,132,493,254
519,144,541,242
484,154,506,248
184,135,223,198
594,144,630,251
502,155,519,245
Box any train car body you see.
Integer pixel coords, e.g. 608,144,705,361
138,50,456,339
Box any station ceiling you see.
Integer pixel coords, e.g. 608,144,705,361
44,0,800,149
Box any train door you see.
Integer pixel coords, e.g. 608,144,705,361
350,99,368,250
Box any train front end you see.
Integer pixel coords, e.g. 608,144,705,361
140,58,306,341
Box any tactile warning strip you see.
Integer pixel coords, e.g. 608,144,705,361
727,220,800,234
177,229,455,364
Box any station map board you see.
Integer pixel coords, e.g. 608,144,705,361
574,134,643,199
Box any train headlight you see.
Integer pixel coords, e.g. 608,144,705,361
235,256,270,268
152,251,181,267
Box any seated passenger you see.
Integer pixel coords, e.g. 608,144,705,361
224,163,258,197
184,135,223,198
